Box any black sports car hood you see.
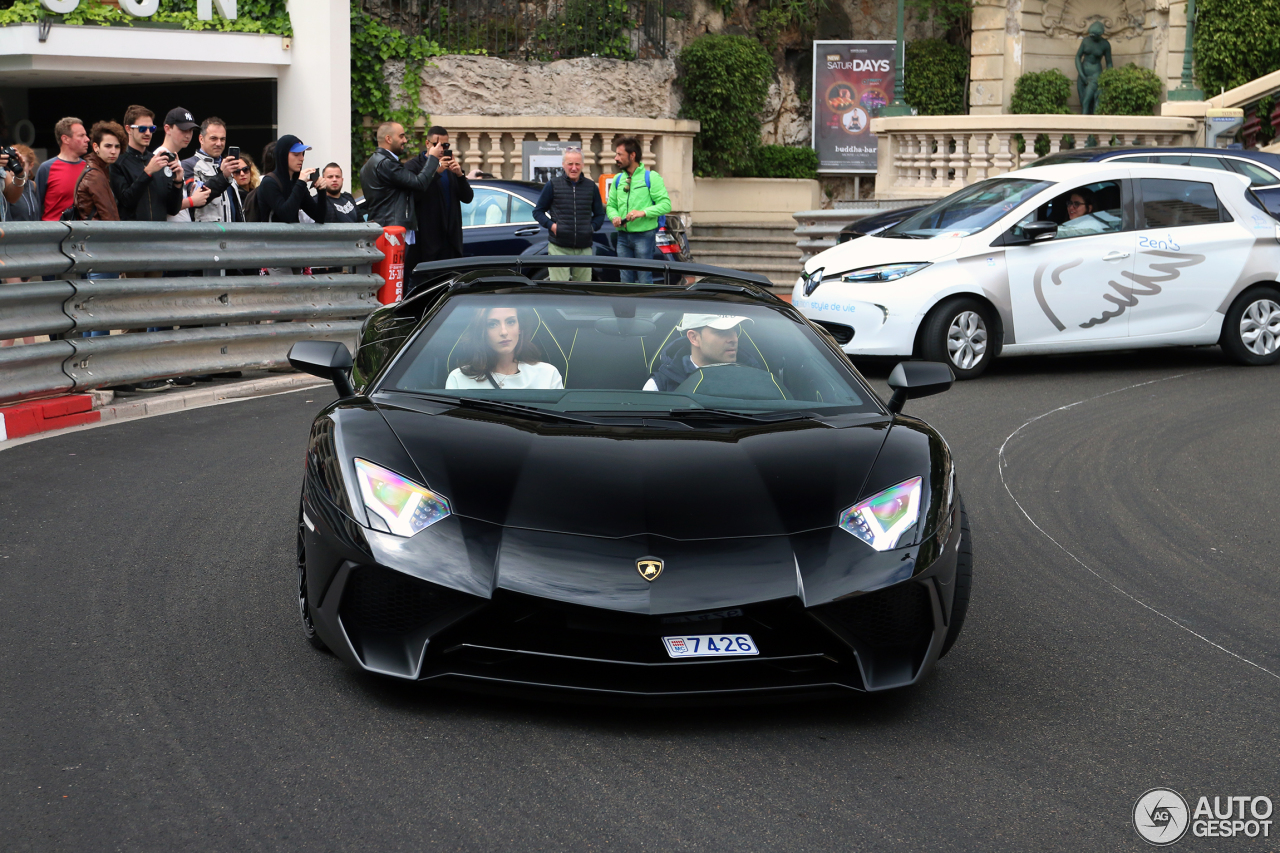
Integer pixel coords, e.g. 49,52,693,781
373,394,891,540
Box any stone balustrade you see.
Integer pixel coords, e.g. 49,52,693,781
869,115,1199,199
392,115,701,215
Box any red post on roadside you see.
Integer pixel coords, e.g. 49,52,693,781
374,226,407,304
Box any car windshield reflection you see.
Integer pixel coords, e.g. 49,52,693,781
882,177,1053,239
379,294,877,415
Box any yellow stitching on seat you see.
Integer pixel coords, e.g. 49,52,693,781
817,390,823,402
693,370,704,393
565,327,579,385
744,329,770,372
649,326,677,371
532,307,568,364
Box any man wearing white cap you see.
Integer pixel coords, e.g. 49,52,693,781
643,313,758,391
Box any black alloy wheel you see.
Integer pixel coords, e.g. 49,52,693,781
297,508,329,652
921,297,994,380
938,501,972,659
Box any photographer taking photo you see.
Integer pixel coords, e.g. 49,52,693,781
403,125,473,272
358,121,447,255
180,116,244,223
110,105,182,221
251,135,326,223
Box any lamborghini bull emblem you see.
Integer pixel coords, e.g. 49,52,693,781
636,558,664,582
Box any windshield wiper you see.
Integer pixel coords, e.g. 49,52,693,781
883,231,927,240
395,392,600,425
664,408,812,424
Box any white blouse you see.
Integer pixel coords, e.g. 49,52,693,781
445,361,564,390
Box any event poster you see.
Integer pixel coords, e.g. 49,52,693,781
522,140,578,182
811,40,896,173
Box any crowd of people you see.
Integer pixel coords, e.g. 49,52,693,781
0,108,676,384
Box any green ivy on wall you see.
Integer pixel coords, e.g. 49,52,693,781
0,0,291,34
904,38,968,115
1195,0,1280,94
349,1,446,177
678,34,774,177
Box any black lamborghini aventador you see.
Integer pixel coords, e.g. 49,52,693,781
288,256,970,701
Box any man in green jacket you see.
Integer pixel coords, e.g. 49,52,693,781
606,136,672,283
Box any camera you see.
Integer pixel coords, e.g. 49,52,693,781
1,146,22,174
159,151,176,162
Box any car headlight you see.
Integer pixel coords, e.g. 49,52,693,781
841,262,930,283
802,266,825,296
353,458,451,536
839,476,922,551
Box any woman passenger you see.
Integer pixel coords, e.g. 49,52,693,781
446,307,563,390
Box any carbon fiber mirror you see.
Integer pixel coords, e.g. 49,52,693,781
288,340,355,398
886,361,953,413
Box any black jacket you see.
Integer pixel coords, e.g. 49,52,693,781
405,154,473,258
358,147,441,229
253,136,327,224
111,145,181,221
324,191,361,223
534,175,605,249
646,337,764,392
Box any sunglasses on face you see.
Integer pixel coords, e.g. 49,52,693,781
233,167,251,175
129,125,157,133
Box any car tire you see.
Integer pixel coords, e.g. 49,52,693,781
1220,286,1280,366
921,297,994,380
938,500,971,659
297,509,329,652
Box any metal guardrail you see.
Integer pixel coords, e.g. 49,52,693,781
0,221,385,406
793,201,930,263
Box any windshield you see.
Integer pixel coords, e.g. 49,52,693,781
378,294,878,416
882,177,1053,239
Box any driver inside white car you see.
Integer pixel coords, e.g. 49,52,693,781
643,313,756,391
1056,186,1121,237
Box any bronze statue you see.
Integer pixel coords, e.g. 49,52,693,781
1075,21,1113,114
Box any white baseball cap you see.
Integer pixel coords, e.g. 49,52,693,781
676,313,753,332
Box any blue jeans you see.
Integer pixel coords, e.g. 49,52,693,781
616,229,657,284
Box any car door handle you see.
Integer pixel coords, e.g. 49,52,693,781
514,227,540,236
1102,251,1130,261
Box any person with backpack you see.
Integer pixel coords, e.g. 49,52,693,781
605,136,671,284
73,121,124,222
36,117,90,221
249,135,326,223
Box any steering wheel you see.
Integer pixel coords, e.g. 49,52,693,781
673,363,786,401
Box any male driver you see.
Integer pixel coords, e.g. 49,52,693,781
111,105,182,221
319,163,361,223
643,314,762,392
359,121,445,238
606,136,671,284
533,147,605,281
36,116,89,221
180,116,243,223
404,125,473,273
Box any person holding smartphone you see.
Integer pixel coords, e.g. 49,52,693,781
251,135,326,223
403,125,473,272
180,116,244,223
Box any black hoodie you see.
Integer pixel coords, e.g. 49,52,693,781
252,135,326,223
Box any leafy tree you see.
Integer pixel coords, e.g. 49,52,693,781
905,38,969,115
678,34,774,177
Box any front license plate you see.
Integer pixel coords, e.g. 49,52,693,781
662,634,758,658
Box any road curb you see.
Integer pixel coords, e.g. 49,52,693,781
0,374,327,449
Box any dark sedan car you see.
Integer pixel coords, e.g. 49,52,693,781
837,145,1280,243
287,256,969,702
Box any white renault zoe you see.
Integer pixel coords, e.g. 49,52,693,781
794,162,1280,378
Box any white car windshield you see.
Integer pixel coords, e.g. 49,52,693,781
379,294,878,416
882,177,1053,239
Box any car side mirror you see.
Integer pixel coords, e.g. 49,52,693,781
288,340,356,398
886,361,954,414
1020,220,1058,243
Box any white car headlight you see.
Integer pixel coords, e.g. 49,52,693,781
839,477,923,551
842,262,930,283
353,458,451,536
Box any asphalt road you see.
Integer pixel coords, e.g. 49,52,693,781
2,348,1277,852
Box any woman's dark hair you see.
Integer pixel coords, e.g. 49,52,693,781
1069,187,1095,209
261,140,276,175
458,307,544,385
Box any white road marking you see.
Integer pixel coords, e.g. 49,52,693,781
997,369,1280,682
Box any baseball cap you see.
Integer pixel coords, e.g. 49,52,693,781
163,107,197,130
289,141,312,153
676,313,753,332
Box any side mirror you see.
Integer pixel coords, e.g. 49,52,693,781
1020,220,1058,243
288,340,356,398
886,361,954,414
